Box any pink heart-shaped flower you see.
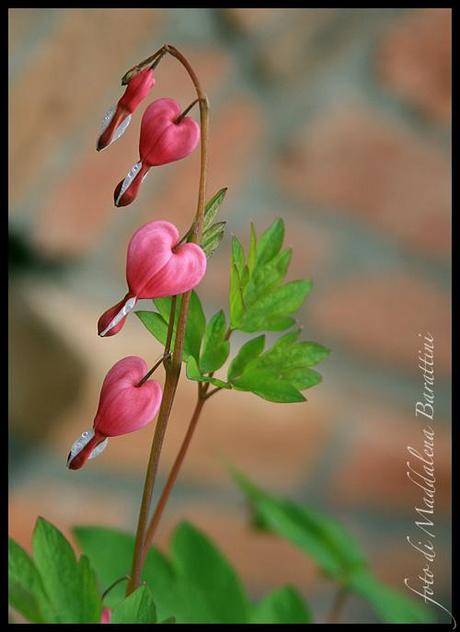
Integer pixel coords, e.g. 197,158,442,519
67,356,162,470
98,221,206,337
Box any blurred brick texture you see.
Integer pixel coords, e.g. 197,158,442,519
9,8,451,623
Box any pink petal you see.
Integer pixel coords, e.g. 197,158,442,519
118,68,155,113
126,221,178,295
101,607,112,624
141,242,207,298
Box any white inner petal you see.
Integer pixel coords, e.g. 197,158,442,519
89,437,109,460
116,161,142,205
112,114,132,143
99,296,137,337
100,105,116,133
69,429,94,460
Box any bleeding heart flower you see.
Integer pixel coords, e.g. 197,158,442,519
98,220,206,337
67,356,162,470
101,608,112,624
97,68,155,151
114,98,200,207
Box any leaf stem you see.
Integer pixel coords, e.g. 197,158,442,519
326,586,349,624
127,45,209,595
142,386,207,555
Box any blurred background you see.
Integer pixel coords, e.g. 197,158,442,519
9,8,451,623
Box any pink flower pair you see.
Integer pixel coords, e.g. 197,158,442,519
97,67,200,207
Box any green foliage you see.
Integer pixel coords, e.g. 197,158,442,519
250,586,312,624
72,522,312,624
9,518,101,623
229,330,329,403
232,469,435,624
111,585,157,623
229,219,312,333
201,187,227,257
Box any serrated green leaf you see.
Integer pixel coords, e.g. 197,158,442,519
202,224,225,258
230,263,245,327
250,585,312,624
245,248,292,306
199,310,230,373
255,218,284,266
186,356,231,389
111,585,157,624
202,221,226,244
239,280,312,332
229,330,328,402
350,570,436,624
231,236,245,274
33,518,100,623
227,335,265,381
203,188,227,232
171,522,250,624
8,538,53,623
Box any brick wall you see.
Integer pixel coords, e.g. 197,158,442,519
9,8,451,623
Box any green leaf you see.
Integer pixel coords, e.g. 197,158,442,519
250,585,312,624
8,538,53,623
73,526,134,609
170,522,250,624
78,555,102,624
160,616,176,623
136,291,205,362
202,224,226,258
231,236,245,274
239,280,312,332
227,335,265,381
203,187,227,232
229,330,328,402
255,218,284,266
186,356,231,389
232,470,366,583
350,570,436,624
33,518,100,623
111,585,157,624
230,263,245,326
199,310,230,373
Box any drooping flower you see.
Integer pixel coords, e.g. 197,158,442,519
98,221,206,337
114,98,200,207
67,356,162,470
97,68,156,151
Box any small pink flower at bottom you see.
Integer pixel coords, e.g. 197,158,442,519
114,98,200,207
67,356,162,470
98,220,206,337
97,68,155,151
101,607,112,624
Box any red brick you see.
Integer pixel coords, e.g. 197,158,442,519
278,104,451,259
378,9,451,122
330,396,451,510
9,9,165,208
309,274,451,374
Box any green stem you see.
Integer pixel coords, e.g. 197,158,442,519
127,45,209,595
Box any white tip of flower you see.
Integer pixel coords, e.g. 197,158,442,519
115,161,142,205
98,105,132,150
112,114,132,143
100,105,116,133
67,429,94,464
99,296,137,337
89,437,109,460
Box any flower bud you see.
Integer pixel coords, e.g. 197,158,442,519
98,221,206,337
97,68,155,151
67,356,162,470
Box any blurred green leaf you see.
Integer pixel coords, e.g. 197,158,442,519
170,522,250,624
110,585,157,624
202,223,226,258
250,586,312,624
8,538,53,623
199,310,230,373
230,330,328,402
203,187,227,232
32,518,100,623
255,218,284,266
349,570,435,623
